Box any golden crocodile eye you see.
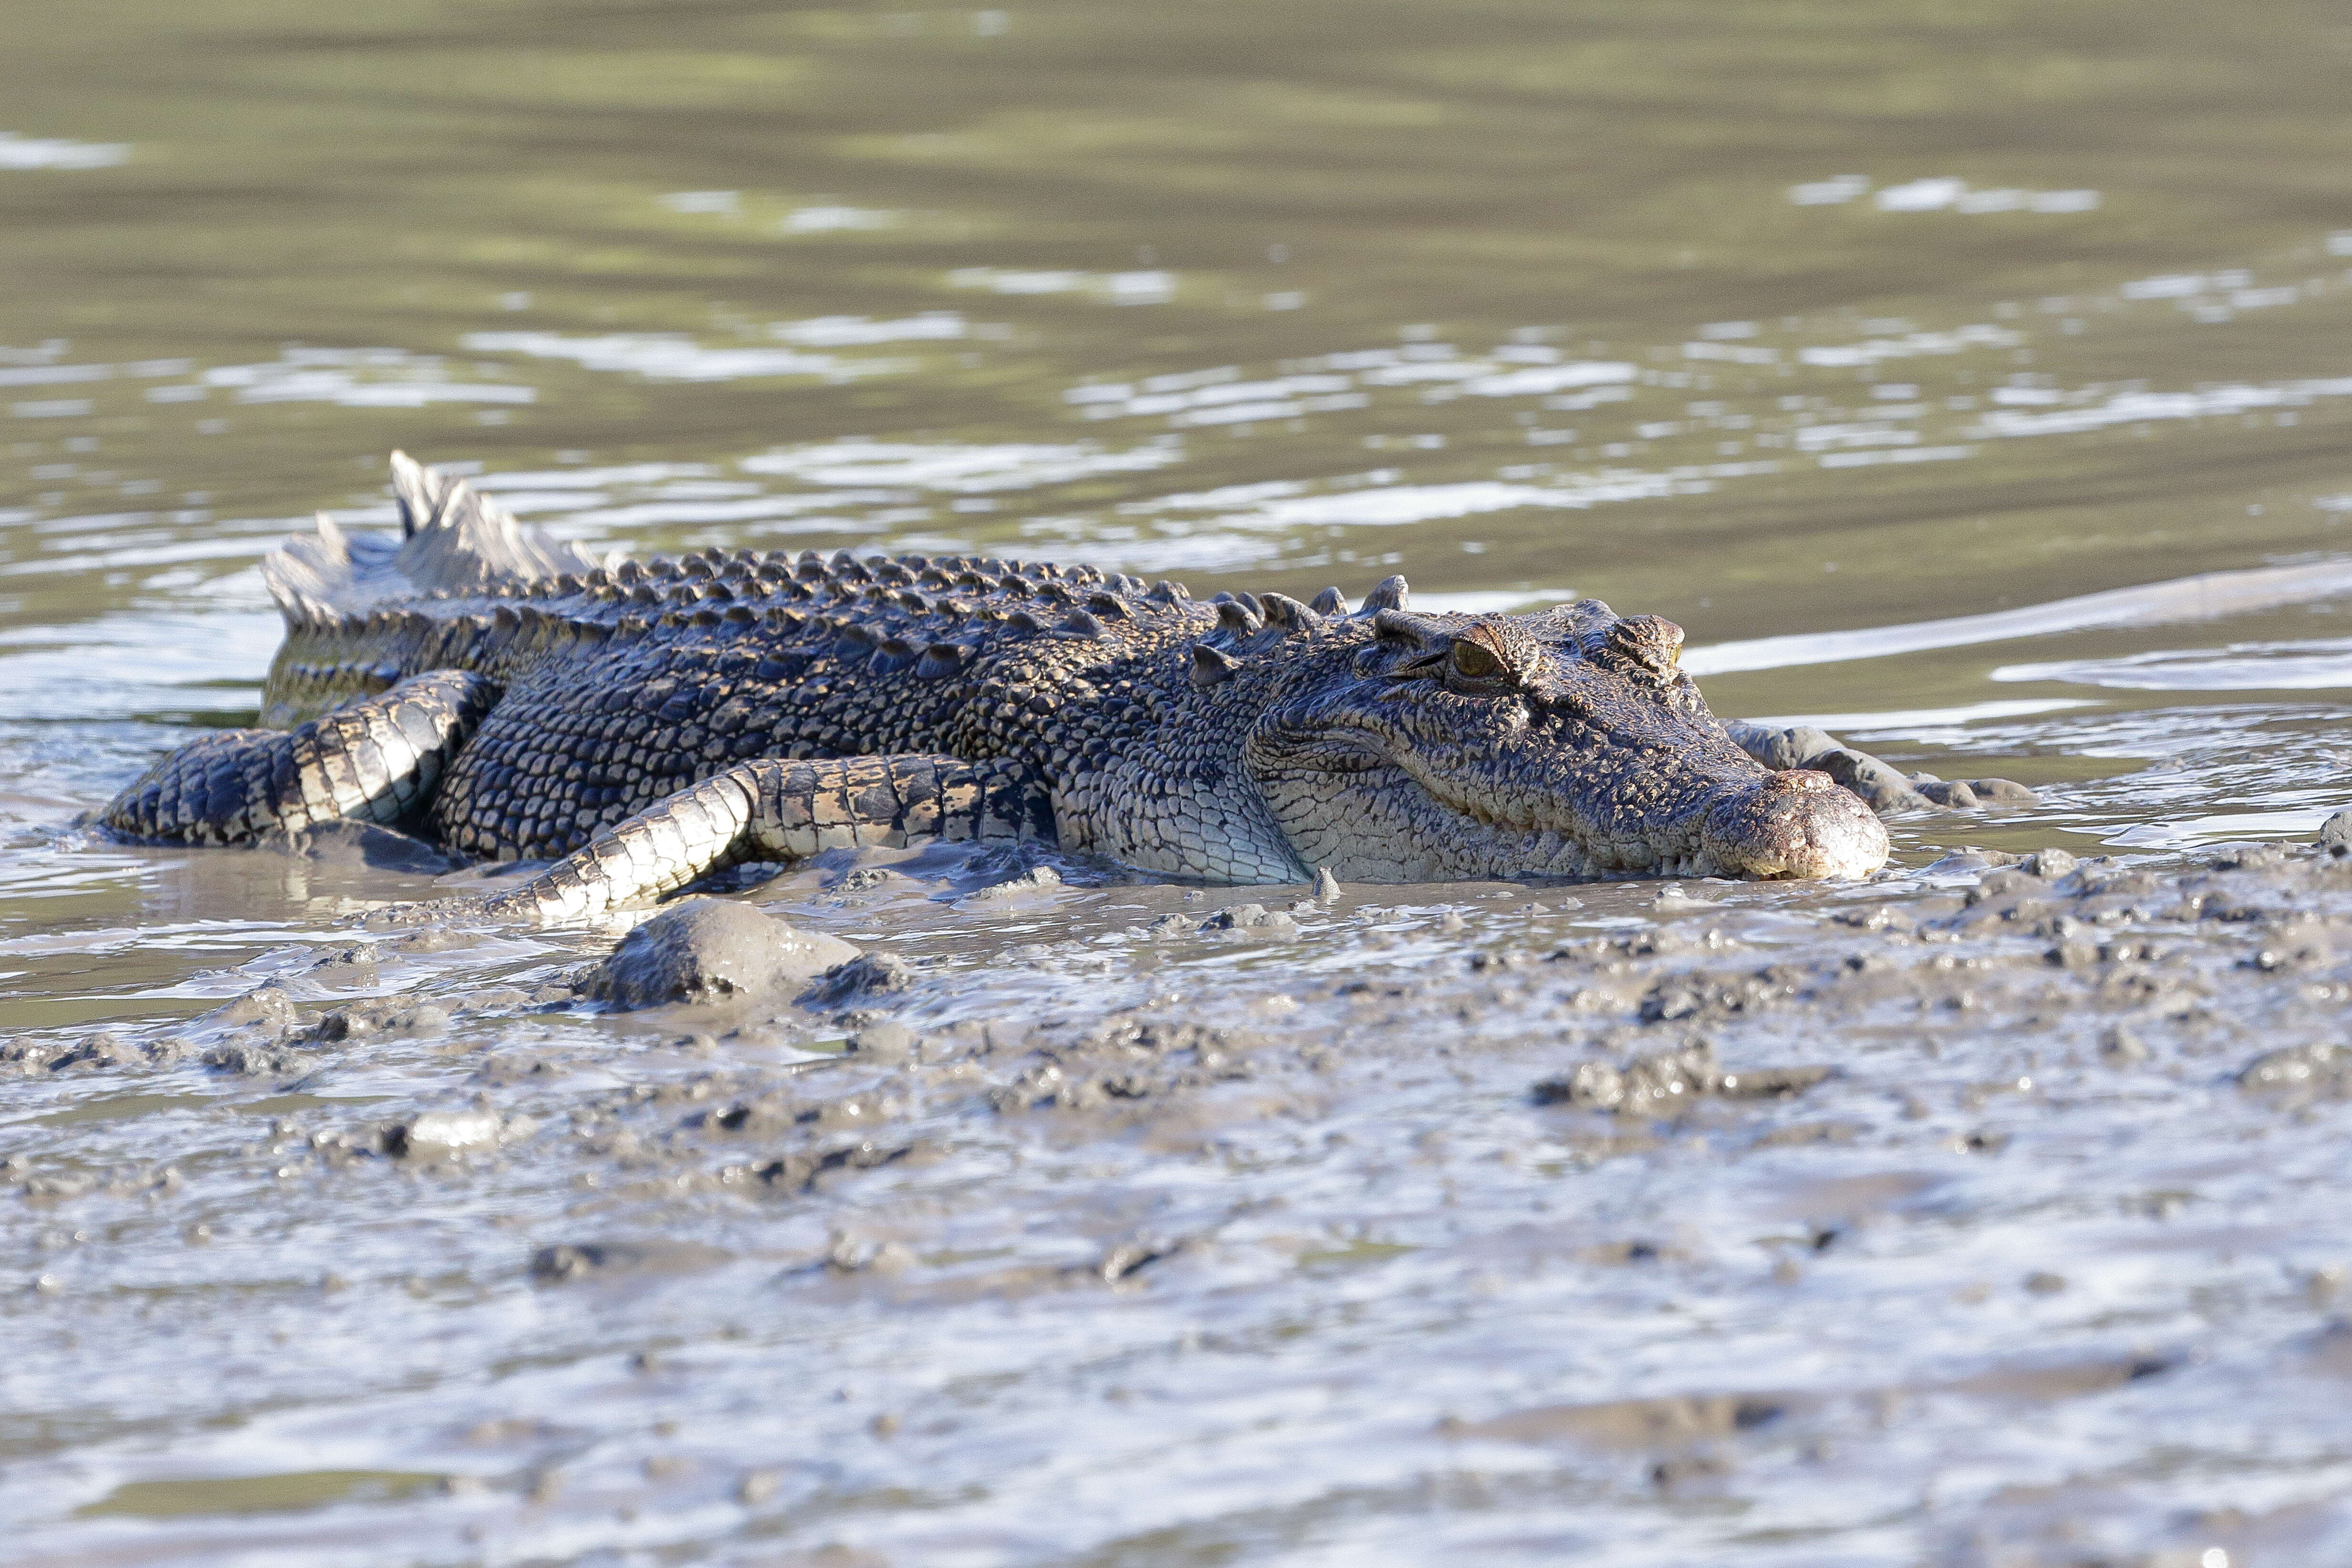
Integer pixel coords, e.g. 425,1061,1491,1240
1450,639,1502,680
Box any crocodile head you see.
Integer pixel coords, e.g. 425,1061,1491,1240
1241,591,1887,883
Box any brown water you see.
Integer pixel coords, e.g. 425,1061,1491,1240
6,4,2352,1564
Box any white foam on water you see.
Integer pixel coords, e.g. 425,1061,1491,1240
770,312,966,347
781,205,899,232
1966,375,2352,438
1795,323,2022,368
1460,361,1637,398
1739,697,2103,733
1867,177,2097,214
0,610,280,721
739,438,1185,493
948,268,1174,303
659,189,739,214
2107,807,2342,849
1788,174,1870,205
1994,636,2352,691
202,348,533,407
461,332,864,384
1684,558,2352,675
0,132,129,170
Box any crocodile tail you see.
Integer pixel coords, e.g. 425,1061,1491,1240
388,450,598,593
262,511,383,629
260,452,600,629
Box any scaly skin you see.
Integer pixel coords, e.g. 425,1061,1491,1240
101,454,1888,920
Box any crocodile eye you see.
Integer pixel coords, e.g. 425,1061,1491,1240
1450,640,1502,681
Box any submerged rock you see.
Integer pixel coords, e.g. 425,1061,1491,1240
585,898,860,1010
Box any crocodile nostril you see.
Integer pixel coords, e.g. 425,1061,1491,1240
1703,769,1889,880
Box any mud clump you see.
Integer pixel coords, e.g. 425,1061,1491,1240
585,898,860,1010
385,1109,508,1156
1535,1040,1832,1116
193,984,301,1038
2238,1041,2351,1102
530,1238,733,1282
2320,810,2352,855
802,952,917,1009
1201,902,1299,937
849,1021,917,1063
956,863,1064,905
257,819,461,874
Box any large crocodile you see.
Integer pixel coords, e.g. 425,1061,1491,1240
101,453,1890,922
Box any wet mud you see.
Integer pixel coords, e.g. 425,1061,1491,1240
7,823,2352,1564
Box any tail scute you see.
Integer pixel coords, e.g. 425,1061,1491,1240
261,452,600,629
388,449,597,593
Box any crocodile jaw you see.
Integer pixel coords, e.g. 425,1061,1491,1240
1245,661,1890,885
1702,768,1889,880
1255,745,1887,883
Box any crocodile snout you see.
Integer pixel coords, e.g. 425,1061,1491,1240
1703,768,1889,880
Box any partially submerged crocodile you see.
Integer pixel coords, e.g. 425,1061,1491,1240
102,453,1892,923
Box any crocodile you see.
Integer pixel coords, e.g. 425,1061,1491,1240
100,453,1890,923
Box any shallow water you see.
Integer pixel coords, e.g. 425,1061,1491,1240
5,3,2352,1564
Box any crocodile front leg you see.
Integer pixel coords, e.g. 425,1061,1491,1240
102,671,499,844
453,753,1055,926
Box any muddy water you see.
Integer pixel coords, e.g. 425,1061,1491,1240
6,2,2352,1563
